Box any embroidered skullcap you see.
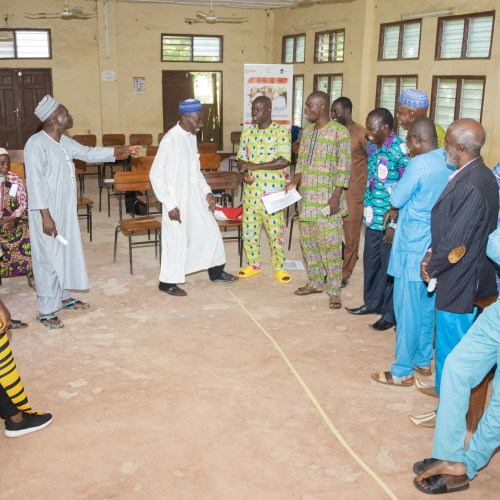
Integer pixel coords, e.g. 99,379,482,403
0,148,8,156
179,99,202,114
34,95,60,122
398,89,429,109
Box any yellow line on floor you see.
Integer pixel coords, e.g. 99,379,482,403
228,290,398,500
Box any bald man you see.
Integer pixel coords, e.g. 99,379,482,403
395,89,446,148
410,118,499,428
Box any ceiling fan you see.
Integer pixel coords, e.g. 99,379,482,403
185,0,248,24
25,0,96,20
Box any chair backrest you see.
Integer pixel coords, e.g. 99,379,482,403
7,150,24,162
203,171,239,191
146,145,159,156
129,134,153,147
113,171,152,193
158,132,166,144
73,134,97,147
230,131,242,144
199,153,221,171
198,142,218,154
10,162,25,178
74,159,86,174
131,156,155,173
102,134,125,147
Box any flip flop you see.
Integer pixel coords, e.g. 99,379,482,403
413,475,469,495
36,315,64,329
62,299,90,310
211,271,239,282
160,285,187,297
274,269,291,284
238,266,261,278
8,319,28,330
294,284,323,295
371,371,414,386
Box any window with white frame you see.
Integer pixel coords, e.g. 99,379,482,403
431,76,485,129
293,75,304,128
436,12,494,59
282,34,305,64
161,34,222,62
0,29,51,59
314,74,343,103
376,75,417,136
378,21,421,60
314,30,344,63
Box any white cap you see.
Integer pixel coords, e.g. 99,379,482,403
34,95,60,122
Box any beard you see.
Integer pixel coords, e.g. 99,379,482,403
445,150,459,166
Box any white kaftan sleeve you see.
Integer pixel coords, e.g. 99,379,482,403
66,137,115,163
24,139,51,211
197,165,212,197
149,136,178,212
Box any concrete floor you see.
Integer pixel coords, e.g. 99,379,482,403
2,173,499,499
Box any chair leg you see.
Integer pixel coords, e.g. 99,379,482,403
154,229,158,258
114,225,120,263
159,229,162,265
239,226,243,267
107,185,111,217
128,231,133,275
89,205,92,242
288,214,297,251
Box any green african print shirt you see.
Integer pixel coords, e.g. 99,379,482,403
296,120,351,221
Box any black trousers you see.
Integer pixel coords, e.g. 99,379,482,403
363,227,395,324
0,383,19,418
159,264,225,290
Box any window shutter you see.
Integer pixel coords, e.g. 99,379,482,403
315,75,329,93
193,37,220,62
459,79,484,121
332,32,344,61
402,22,420,58
380,77,397,114
295,36,305,63
440,19,465,58
435,78,458,129
0,31,14,58
284,37,294,63
382,26,400,59
316,33,330,62
466,16,493,57
330,75,343,102
15,31,50,58
293,76,304,127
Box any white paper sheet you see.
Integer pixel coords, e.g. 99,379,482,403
262,188,301,214
285,260,305,270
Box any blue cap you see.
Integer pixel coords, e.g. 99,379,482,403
398,89,429,109
179,99,202,114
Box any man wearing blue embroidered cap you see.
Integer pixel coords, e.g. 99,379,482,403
149,99,238,296
396,89,446,148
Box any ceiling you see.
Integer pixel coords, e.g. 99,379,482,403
117,0,331,9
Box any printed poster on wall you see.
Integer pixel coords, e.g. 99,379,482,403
132,76,145,95
243,64,293,130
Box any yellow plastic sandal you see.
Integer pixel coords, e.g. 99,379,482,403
274,270,292,284
238,266,261,278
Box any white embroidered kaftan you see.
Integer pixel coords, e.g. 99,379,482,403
149,124,226,283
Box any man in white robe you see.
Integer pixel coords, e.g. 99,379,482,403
24,95,141,328
149,99,238,296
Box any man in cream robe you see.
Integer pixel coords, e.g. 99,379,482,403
149,99,237,296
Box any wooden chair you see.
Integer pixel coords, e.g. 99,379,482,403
72,135,102,193
158,132,166,144
131,156,155,173
113,172,162,275
130,156,162,217
198,142,217,154
9,162,25,178
199,153,221,171
146,145,159,156
229,131,242,171
129,134,152,147
74,160,94,241
203,171,243,266
7,150,24,163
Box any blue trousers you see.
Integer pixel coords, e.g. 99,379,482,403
391,277,435,377
363,227,394,324
432,300,500,479
435,309,476,395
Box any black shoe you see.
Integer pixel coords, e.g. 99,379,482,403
5,412,53,437
8,319,28,330
370,318,394,331
341,279,349,288
345,304,375,315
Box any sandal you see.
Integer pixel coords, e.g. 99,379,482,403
8,319,28,330
371,371,414,386
160,285,187,297
294,284,323,296
274,269,291,284
211,271,239,282
414,366,432,376
36,315,64,329
238,265,261,278
62,299,90,310
329,294,342,309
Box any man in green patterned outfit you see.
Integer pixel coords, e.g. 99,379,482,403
286,91,351,309
237,96,292,284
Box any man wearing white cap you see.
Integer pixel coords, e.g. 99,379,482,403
149,99,238,297
24,95,141,328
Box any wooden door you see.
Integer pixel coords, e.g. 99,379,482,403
0,68,52,149
162,71,194,132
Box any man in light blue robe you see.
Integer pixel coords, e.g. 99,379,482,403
24,95,140,328
414,227,500,494
371,117,451,386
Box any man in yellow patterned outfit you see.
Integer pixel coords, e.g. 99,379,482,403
237,96,292,283
287,92,351,309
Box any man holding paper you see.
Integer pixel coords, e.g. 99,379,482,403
24,95,141,328
286,92,351,309
237,96,292,284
